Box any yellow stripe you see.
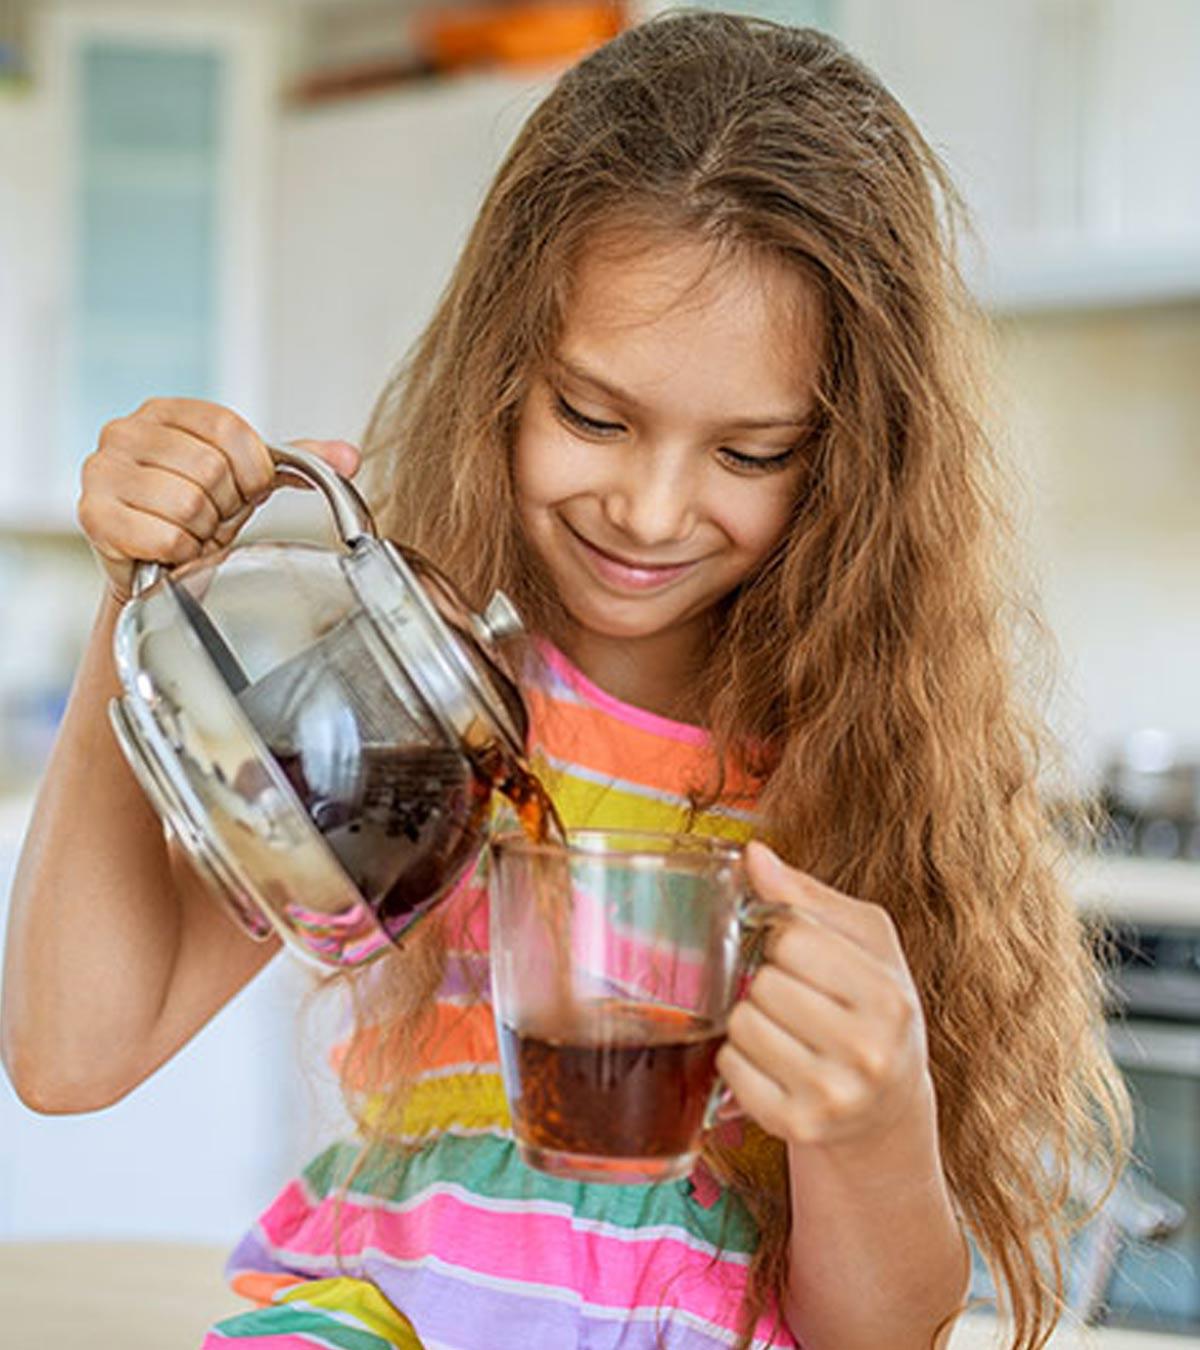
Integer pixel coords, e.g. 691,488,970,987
276,1277,425,1347
546,771,754,842
361,1070,510,1138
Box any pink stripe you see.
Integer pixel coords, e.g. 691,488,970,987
536,640,712,748
257,1188,750,1334
255,1179,371,1256
440,881,489,951
572,884,711,1008
202,1335,326,1348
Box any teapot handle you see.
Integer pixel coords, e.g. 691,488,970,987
131,442,378,598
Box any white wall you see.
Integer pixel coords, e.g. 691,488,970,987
0,88,63,523
999,303,1200,782
266,71,545,444
0,798,351,1244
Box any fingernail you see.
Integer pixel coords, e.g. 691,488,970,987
746,839,781,873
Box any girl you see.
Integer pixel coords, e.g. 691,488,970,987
2,12,1129,1350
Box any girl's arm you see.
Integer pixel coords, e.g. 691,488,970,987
780,1083,967,1348
2,400,359,1113
719,842,969,1349
1,590,282,1113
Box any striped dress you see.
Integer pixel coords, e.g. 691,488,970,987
203,641,797,1350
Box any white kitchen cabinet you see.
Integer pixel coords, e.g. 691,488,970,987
0,2,279,533
838,0,1200,311
266,71,547,447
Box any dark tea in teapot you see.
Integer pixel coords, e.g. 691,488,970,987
270,737,564,940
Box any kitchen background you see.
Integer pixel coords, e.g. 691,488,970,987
1,0,1199,1341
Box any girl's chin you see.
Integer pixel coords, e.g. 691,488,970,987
559,594,710,646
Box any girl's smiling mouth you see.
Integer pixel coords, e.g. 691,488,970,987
561,519,701,592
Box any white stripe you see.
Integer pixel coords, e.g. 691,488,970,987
428,991,490,1007
409,1061,501,1083
333,1124,507,1150
534,671,589,708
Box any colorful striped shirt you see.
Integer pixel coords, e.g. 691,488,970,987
203,642,796,1350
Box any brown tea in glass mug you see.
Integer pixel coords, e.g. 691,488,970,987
488,829,786,1185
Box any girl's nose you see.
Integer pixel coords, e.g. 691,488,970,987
600,446,697,547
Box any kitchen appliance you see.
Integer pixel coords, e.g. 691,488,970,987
107,443,533,969
1099,730,1200,862
1101,922,1200,1331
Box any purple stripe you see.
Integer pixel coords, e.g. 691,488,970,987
226,1226,289,1281
223,1235,740,1350
438,951,491,1000
363,1256,737,1350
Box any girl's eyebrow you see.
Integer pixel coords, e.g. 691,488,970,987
549,354,812,430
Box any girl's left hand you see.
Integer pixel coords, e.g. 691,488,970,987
718,841,933,1153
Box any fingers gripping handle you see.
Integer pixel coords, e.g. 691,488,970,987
705,889,792,1128
130,442,377,598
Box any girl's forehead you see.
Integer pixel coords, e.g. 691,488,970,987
552,232,824,411
564,230,816,332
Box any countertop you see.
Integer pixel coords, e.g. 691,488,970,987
951,1316,1200,1347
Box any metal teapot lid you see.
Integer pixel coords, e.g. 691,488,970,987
109,443,528,968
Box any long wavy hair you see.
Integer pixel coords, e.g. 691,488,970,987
330,12,1130,1347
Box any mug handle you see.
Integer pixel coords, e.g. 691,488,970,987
704,890,794,1128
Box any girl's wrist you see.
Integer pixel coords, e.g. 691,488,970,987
788,1071,945,1193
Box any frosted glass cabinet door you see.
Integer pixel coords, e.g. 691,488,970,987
69,41,222,462
27,5,275,520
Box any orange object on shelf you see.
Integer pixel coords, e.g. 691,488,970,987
415,1,626,73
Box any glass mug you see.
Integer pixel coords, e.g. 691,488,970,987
488,829,788,1185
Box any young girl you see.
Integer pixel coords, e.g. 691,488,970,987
2,12,1129,1349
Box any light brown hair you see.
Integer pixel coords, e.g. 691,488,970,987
337,12,1130,1347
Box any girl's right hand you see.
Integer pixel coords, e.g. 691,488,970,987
77,397,361,601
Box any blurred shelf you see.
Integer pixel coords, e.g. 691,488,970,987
0,794,33,841
0,483,335,546
0,511,85,545
975,238,1200,314
1070,854,1200,928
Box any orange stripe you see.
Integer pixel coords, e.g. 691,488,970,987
230,1271,308,1306
527,689,761,803
334,1001,498,1091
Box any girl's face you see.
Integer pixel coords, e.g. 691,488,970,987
514,233,822,686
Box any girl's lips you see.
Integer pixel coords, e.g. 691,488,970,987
566,526,698,593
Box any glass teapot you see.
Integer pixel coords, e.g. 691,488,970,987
108,444,530,968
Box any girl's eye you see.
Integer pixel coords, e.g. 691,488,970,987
717,445,799,475
554,393,623,437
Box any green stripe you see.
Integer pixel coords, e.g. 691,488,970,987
302,1135,759,1255
211,1304,399,1349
